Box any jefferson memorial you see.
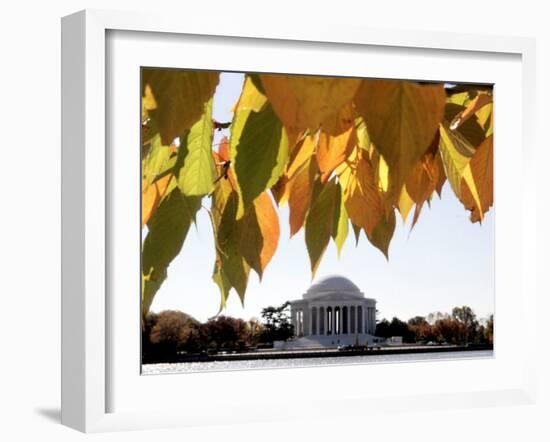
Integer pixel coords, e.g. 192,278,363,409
276,275,380,349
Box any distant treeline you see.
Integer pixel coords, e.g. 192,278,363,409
142,302,294,363
142,304,492,363
376,306,493,345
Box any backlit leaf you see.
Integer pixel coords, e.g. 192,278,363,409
142,68,219,145
460,135,493,222
260,74,361,144
142,173,174,227
438,121,480,209
317,104,357,182
230,103,289,213
397,186,415,224
213,190,250,302
142,189,202,276
239,192,280,279
355,80,446,196
340,148,384,236
331,183,349,256
175,99,216,196
366,209,396,259
288,158,318,236
305,178,339,276
286,134,317,179
450,93,492,130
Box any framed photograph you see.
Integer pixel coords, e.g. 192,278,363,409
61,9,537,433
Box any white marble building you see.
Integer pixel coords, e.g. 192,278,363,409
275,275,380,349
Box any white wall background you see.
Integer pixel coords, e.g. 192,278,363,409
0,1,548,441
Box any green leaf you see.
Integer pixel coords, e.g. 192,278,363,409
176,99,216,196
142,68,219,145
331,183,349,256
215,192,250,302
142,268,167,319
305,178,338,276
142,135,173,186
365,209,396,259
142,189,202,277
230,103,289,213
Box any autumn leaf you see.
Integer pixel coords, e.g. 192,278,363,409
230,102,289,214
260,74,360,144
142,189,202,277
305,178,339,276
450,93,492,131
405,133,440,208
286,134,317,179
438,121,481,216
355,80,446,196
366,209,396,259
339,148,384,236
212,189,250,303
175,99,216,196
239,192,280,279
142,268,167,320
232,75,267,113
397,185,415,224
331,183,349,256
142,135,173,187
142,68,219,145
142,173,174,227
317,104,357,182
460,135,493,222
288,157,318,236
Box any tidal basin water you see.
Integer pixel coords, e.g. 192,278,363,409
142,350,493,375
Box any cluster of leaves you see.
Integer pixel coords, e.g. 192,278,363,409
141,69,493,320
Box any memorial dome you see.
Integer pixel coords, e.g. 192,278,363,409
304,275,363,300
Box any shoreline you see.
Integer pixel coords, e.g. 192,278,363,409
143,343,493,365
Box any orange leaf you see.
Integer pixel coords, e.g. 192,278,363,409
260,74,360,146
340,148,384,236
288,159,318,236
355,80,446,197
286,134,317,179
460,135,493,222
316,104,357,182
239,192,280,279
142,173,173,227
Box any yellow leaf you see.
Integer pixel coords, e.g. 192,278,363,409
316,104,357,182
288,158,318,236
141,173,173,227
450,93,492,130
286,134,317,179
340,148,384,236
260,74,360,145
355,80,446,197
233,75,267,113
397,186,414,224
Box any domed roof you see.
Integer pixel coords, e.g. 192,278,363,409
304,275,363,300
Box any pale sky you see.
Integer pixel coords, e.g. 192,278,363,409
148,72,495,324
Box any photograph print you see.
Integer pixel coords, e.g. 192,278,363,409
140,69,494,374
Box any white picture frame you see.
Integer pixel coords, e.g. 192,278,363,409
61,9,538,433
